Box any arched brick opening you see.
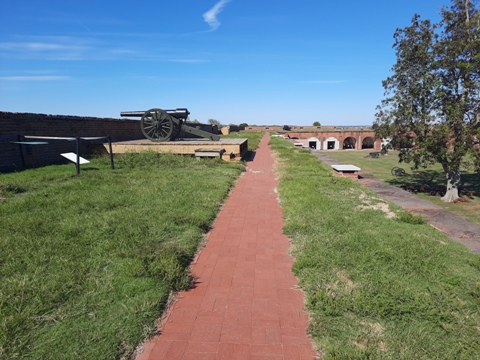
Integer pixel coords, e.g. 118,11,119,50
362,136,375,149
343,137,356,149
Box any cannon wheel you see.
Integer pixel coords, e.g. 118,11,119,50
141,108,174,141
391,167,407,176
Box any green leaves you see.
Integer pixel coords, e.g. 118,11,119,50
374,0,480,202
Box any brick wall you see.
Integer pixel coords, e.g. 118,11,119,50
0,111,145,138
283,131,381,150
0,112,145,171
0,112,221,171
242,125,370,132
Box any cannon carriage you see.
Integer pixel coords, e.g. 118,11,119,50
120,108,220,142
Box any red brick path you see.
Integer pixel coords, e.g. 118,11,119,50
136,134,318,359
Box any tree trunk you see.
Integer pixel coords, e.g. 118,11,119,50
441,170,461,203
466,0,470,23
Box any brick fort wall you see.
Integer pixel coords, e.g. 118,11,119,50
0,111,220,171
0,112,145,171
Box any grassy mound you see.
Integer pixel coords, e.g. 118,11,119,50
0,153,244,359
271,137,480,359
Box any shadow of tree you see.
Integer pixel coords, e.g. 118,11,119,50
386,169,480,198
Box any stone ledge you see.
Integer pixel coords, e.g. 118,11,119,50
331,164,361,179
195,148,226,158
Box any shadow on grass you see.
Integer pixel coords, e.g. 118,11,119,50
386,169,480,198
81,167,100,171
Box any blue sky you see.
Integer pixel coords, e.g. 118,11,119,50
0,0,446,126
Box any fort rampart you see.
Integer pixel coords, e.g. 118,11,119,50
283,130,382,150
1,112,379,171
0,112,146,171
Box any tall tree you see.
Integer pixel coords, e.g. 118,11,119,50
208,119,221,126
374,0,480,203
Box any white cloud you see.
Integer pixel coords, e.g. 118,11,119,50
0,37,204,62
0,38,90,60
203,0,231,31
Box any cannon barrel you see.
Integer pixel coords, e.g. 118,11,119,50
120,108,190,119
120,107,219,142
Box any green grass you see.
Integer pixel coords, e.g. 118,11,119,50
271,137,480,359
321,150,480,225
0,153,244,359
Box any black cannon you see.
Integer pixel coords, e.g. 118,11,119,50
120,108,220,142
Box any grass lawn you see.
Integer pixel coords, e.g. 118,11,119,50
320,150,480,225
271,137,480,359
221,130,263,159
0,152,247,359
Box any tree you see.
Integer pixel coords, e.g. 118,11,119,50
313,121,321,126
239,123,249,127
208,119,221,126
374,0,480,203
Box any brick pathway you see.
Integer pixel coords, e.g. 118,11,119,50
136,134,318,359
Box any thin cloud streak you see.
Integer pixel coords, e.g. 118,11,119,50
299,80,347,84
0,42,81,51
0,35,210,62
167,59,208,63
203,0,231,31
0,38,90,60
0,76,70,81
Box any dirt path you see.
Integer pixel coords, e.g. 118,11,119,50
314,151,480,254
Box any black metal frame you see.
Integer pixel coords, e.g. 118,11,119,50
24,135,115,175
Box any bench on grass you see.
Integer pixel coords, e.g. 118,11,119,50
331,164,361,179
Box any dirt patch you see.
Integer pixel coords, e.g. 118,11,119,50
336,270,357,290
358,191,367,201
349,188,397,219
355,191,397,219
360,321,385,336
313,151,480,253
352,321,387,352
356,202,397,219
324,270,358,298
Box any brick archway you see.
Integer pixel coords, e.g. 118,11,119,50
343,137,356,149
362,136,375,149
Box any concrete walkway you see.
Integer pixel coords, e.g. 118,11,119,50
314,151,480,254
136,134,318,359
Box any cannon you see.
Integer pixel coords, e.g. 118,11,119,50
120,108,220,142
